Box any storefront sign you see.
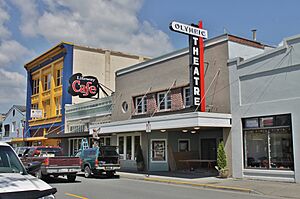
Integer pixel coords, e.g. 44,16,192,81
170,21,207,111
244,118,259,128
170,21,208,38
68,73,99,98
30,109,43,118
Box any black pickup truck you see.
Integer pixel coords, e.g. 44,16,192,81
76,146,120,178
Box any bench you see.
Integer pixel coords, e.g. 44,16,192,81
178,159,216,170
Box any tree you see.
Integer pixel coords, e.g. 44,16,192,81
136,144,144,171
216,141,227,171
215,141,228,178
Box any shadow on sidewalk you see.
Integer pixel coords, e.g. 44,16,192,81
120,168,218,179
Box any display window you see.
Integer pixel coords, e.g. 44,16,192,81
243,114,294,170
151,139,167,162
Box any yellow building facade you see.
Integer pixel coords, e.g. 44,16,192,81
24,42,148,148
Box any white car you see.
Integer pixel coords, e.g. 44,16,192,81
0,142,56,199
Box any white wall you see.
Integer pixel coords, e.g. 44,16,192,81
228,41,265,60
72,47,146,104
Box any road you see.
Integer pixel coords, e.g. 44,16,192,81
48,175,275,199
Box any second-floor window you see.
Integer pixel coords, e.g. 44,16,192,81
135,96,147,114
11,122,16,132
157,91,171,111
43,100,50,118
32,78,39,95
56,69,62,86
44,74,51,91
55,96,62,115
4,124,9,137
183,87,191,108
70,124,87,133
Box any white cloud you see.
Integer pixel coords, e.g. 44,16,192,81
0,0,10,40
13,0,174,56
10,0,39,37
0,69,26,112
0,40,31,67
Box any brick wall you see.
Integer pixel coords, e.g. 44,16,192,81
146,93,157,115
171,88,183,111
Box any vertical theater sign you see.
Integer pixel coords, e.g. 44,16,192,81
170,21,208,112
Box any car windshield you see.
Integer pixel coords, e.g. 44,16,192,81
0,146,25,174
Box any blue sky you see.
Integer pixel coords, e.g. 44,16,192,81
0,0,299,113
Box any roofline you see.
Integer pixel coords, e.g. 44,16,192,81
74,45,150,60
24,41,73,69
4,105,26,118
116,33,269,76
228,34,299,68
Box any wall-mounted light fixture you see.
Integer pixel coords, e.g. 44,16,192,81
191,130,197,134
160,129,166,133
182,129,188,133
194,127,200,130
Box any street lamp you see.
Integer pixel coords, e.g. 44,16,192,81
146,121,151,177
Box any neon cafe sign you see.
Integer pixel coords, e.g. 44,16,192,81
68,73,99,98
170,21,208,112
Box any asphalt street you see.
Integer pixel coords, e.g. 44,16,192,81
46,175,278,199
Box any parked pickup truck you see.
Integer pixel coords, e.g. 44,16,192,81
77,146,120,178
21,146,81,182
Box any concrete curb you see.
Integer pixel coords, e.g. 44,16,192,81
119,173,254,194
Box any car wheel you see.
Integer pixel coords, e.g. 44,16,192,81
84,166,92,178
106,171,114,178
67,174,77,182
36,169,46,180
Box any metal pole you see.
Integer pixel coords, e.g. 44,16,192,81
146,121,151,177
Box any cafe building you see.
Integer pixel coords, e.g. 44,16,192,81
24,42,148,148
93,33,271,172
228,34,300,182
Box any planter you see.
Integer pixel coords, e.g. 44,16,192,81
218,169,229,178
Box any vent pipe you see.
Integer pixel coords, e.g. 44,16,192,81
251,29,257,41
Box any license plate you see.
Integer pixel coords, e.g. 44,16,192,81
59,169,69,172
105,167,113,170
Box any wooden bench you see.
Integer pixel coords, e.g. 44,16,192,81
178,159,216,170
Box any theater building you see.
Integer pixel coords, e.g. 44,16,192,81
92,34,271,172
229,34,300,182
24,42,148,147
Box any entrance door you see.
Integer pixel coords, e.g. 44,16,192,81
201,138,217,160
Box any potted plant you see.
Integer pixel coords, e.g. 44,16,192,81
215,141,229,178
136,144,145,171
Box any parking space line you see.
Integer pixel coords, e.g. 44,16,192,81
65,192,88,199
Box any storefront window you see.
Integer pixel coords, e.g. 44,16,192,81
105,137,111,146
178,139,190,152
118,134,141,160
118,137,124,155
134,136,141,159
270,128,293,169
245,130,269,168
151,140,166,162
126,136,132,160
243,114,294,170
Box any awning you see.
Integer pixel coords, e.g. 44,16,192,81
45,132,90,139
95,112,231,135
11,138,25,142
24,136,47,141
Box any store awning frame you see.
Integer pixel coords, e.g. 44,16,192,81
94,112,231,135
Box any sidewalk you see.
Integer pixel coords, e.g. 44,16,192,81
118,171,300,199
